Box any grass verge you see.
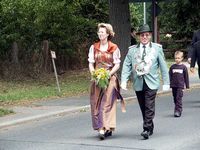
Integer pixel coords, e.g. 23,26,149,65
0,69,91,106
0,60,176,107
0,108,14,117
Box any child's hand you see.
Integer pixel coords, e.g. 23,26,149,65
190,67,195,73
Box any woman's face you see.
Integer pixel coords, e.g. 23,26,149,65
139,32,152,45
97,27,109,41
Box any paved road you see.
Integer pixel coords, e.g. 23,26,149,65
0,87,199,150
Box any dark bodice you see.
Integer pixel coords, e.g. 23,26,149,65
93,41,118,70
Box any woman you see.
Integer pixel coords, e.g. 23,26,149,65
88,23,125,140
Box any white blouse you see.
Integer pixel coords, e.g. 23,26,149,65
88,45,121,64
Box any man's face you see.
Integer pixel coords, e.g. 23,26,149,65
139,32,152,45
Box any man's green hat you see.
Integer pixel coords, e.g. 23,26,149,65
136,24,152,35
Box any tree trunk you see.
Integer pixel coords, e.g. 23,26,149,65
42,40,51,73
9,41,21,78
109,0,131,62
11,41,19,65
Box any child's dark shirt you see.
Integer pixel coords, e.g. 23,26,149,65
169,63,189,89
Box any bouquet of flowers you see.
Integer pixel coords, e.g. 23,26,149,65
91,68,110,89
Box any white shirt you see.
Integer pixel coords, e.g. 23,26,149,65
88,45,121,64
140,43,150,57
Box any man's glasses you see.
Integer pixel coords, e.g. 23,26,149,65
140,33,150,37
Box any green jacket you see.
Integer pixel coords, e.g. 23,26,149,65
121,42,169,91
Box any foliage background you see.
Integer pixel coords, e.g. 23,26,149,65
0,0,109,79
159,0,200,40
0,0,200,79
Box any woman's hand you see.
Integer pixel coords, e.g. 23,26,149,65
108,63,120,78
108,71,112,79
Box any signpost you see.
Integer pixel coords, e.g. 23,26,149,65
143,2,146,24
51,50,61,94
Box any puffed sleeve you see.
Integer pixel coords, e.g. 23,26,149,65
88,45,95,63
113,48,121,64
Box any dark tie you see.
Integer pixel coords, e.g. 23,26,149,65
142,45,146,60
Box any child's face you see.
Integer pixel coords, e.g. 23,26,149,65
175,54,183,64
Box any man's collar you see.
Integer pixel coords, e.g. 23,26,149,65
138,42,152,48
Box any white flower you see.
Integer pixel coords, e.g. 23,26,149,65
165,33,172,38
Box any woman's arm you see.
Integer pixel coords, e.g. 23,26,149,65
109,63,120,76
88,45,95,74
89,63,95,74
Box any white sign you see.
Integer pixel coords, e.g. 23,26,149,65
51,51,56,59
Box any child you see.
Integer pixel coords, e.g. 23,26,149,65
169,51,189,117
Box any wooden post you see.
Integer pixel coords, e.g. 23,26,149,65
51,51,61,94
42,40,51,72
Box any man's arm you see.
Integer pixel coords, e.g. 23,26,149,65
184,66,190,89
157,47,170,90
120,50,133,90
191,31,197,46
187,45,193,64
190,43,197,69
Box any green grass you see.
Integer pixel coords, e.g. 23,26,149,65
0,69,91,105
0,108,14,117
166,59,174,68
0,59,175,106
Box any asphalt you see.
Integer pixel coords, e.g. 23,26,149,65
0,62,199,129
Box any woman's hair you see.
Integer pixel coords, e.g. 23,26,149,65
97,23,115,40
174,51,184,58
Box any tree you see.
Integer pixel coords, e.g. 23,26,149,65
109,0,131,61
0,0,144,78
0,0,109,76
129,3,143,28
159,0,200,40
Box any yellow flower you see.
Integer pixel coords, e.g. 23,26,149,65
91,68,110,89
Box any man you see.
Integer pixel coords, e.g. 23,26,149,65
190,29,200,78
188,29,200,63
190,40,200,78
121,24,169,140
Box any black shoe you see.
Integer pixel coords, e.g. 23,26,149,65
149,130,153,136
98,133,105,140
141,130,152,139
141,130,153,136
105,130,112,137
174,112,181,117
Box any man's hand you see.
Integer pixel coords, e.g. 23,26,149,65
162,84,170,91
120,82,127,90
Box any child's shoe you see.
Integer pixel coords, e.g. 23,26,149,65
174,111,181,117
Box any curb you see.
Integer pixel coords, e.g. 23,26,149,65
0,106,90,129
